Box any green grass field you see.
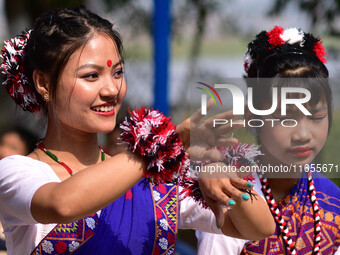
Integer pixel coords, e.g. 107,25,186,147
123,34,340,60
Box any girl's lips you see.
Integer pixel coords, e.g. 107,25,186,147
95,102,115,107
92,108,115,117
92,101,116,108
91,102,116,117
289,147,313,157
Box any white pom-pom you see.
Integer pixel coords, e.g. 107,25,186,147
280,28,304,46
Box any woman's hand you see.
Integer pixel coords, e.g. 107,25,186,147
198,162,252,228
177,100,243,161
198,162,275,240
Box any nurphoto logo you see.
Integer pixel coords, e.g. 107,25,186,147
197,82,312,128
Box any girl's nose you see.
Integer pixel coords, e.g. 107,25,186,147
291,119,312,143
100,77,121,99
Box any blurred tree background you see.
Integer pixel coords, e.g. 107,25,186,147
270,0,340,35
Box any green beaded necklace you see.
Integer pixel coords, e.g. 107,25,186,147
37,141,105,176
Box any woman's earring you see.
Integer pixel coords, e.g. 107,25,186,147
42,92,50,102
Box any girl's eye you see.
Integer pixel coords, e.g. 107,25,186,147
113,68,124,79
82,72,99,80
310,115,327,121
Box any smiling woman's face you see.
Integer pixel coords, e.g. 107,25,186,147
53,33,126,135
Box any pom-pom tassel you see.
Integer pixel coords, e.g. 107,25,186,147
120,107,189,184
179,143,262,208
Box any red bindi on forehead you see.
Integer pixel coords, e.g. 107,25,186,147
107,60,112,67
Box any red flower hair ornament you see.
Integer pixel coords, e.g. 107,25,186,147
1,30,44,118
244,26,327,74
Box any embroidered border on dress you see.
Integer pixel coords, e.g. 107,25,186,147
150,183,178,255
31,213,99,255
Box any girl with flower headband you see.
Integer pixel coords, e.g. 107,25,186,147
0,6,275,255
197,26,340,254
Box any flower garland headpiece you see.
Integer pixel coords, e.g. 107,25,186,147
244,26,327,74
1,30,44,117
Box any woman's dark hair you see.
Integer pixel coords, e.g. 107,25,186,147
24,6,123,114
245,40,332,134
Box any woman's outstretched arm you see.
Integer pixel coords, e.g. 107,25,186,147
31,150,145,224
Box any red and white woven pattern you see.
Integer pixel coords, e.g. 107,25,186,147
259,171,321,255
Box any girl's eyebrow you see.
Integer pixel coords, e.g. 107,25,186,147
111,59,124,69
76,60,124,72
76,63,104,71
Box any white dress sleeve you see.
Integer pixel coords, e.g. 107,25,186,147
196,231,248,255
178,190,248,254
194,173,266,255
0,155,60,226
178,188,223,235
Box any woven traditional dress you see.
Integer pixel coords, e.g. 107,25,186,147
32,178,178,255
242,172,340,255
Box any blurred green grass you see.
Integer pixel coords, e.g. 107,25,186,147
123,34,340,60
123,34,252,60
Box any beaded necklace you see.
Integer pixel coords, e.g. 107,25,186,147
37,141,105,175
259,171,321,255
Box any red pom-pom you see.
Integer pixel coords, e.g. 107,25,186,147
219,143,262,169
120,107,189,184
179,143,261,209
267,26,285,50
313,39,327,64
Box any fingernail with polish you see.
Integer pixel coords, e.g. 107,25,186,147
228,199,236,206
246,182,254,188
242,193,250,201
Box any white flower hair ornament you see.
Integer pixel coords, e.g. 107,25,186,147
280,27,304,46
1,30,44,118
244,26,327,74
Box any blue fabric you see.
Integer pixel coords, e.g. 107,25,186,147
313,172,340,215
74,178,155,255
